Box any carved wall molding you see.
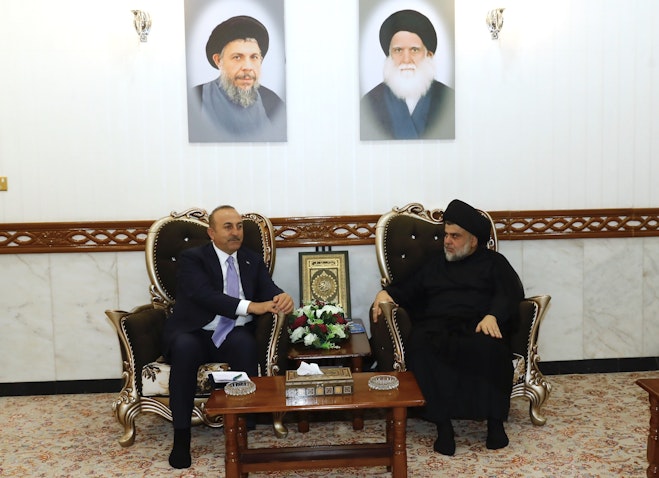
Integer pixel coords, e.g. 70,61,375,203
2,208,659,254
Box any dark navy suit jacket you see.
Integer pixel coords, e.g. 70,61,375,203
162,241,283,355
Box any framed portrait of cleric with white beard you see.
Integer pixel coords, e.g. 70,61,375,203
184,0,287,143
360,0,455,141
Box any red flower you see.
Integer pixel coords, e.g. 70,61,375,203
291,315,307,329
310,323,328,335
335,315,346,324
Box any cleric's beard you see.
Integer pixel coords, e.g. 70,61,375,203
383,55,435,101
219,70,260,108
444,240,473,262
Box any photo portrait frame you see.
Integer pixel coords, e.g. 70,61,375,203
298,251,351,318
359,0,455,140
184,0,287,143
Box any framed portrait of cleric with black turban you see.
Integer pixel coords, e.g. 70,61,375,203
184,0,287,143
359,0,455,141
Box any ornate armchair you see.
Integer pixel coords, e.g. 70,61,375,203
370,203,552,425
105,208,289,447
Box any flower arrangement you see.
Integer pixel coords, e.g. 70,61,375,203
287,300,350,350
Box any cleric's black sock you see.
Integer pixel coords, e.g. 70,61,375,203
486,419,509,450
433,420,455,456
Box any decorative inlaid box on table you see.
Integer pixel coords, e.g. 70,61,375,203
285,367,353,398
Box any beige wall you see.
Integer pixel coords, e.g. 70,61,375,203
1,0,658,222
1,0,659,383
2,235,659,383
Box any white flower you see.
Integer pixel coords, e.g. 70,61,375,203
290,326,307,343
328,323,346,338
316,303,343,317
287,300,349,349
303,333,318,346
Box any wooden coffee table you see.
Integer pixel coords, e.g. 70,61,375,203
204,371,425,478
637,378,659,477
288,318,371,431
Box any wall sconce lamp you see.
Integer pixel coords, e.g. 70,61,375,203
132,10,152,42
486,8,505,40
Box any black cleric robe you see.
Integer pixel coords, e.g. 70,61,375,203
360,80,455,140
385,247,524,422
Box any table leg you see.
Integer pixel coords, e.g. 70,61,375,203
298,412,310,433
390,407,408,478
646,393,659,478
351,357,365,430
384,409,394,472
224,414,241,478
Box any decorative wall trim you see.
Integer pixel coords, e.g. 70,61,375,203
272,215,379,247
2,208,659,254
0,221,152,254
495,208,659,240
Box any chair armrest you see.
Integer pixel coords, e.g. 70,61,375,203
510,295,551,359
369,302,412,372
106,305,167,394
256,311,288,376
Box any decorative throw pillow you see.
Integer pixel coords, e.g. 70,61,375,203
512,353,526,386
141,359,229,397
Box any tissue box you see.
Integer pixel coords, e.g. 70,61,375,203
285,367,354,398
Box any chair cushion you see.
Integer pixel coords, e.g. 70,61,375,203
141,359,229,397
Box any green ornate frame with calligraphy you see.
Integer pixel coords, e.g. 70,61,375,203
298,251,351,317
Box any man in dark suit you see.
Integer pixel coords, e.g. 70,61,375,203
163,205,294,469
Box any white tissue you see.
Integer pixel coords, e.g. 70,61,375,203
296,361,324,375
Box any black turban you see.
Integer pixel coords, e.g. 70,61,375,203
205,16,269,69
379,9,437,55
443,199,491,246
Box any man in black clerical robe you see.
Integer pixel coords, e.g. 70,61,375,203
371,199,524,456
360,9,455,140
188,15,287,143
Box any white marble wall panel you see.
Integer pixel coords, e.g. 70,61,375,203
4,236,659,385
0,254,56,382
116,251,151,312
584,239,643,358
522,240,585,362
498,242,523,280
50,253,120,380
271,247,302,310
340,245,382,335
643,238,659,356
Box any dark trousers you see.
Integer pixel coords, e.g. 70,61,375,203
407,318,513,423
167,322,258,429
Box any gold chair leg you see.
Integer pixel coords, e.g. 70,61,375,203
113,396,139,447
272,412,288,438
